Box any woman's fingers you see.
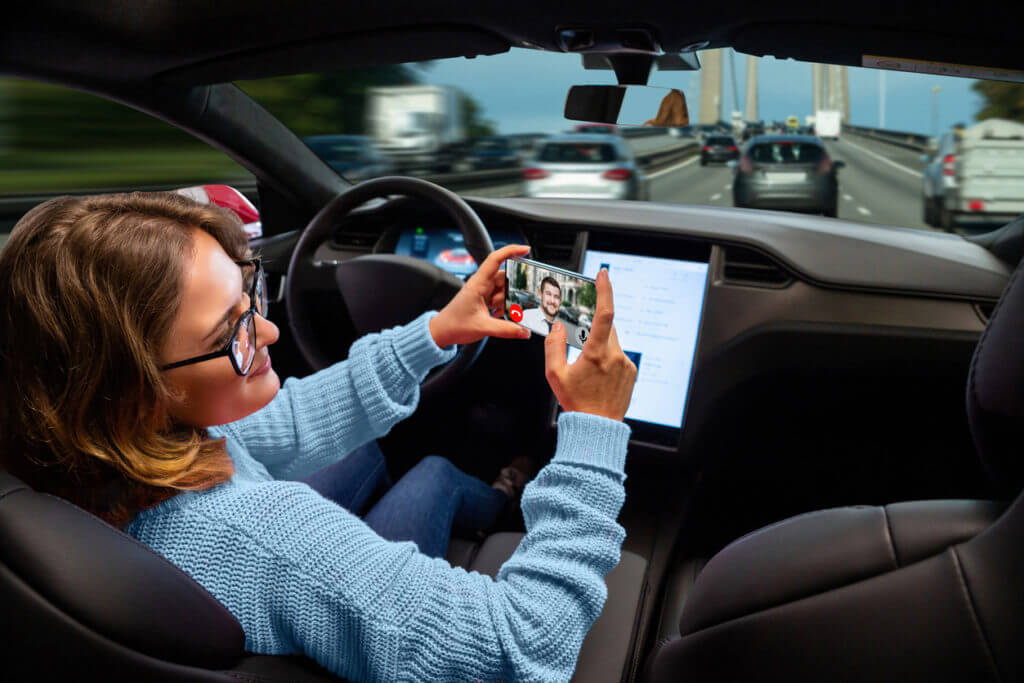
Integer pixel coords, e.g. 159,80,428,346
544,321,568,381
476,244,529,280
586,269,615,348
485,318,531,340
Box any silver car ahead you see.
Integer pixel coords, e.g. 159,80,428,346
523,134,649,201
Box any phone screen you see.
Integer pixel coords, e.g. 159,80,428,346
504,257,596,349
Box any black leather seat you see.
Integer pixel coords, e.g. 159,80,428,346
0,469,647,681
643,258,1024,682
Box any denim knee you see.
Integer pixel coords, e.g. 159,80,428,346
413,455,455,480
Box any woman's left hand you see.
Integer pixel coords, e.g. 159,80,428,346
429,244,533,348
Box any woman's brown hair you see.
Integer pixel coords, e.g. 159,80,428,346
0,192,248,527
644,89,690,127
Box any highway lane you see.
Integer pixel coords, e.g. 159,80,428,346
644,132,1007,235
0,133,1006,249
644,134,936,233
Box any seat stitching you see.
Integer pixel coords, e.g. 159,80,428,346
880,505,901,568
950,546,1003,683
0,484,30,504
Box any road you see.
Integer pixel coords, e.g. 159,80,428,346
645,133,1003,234
0,133,1006,248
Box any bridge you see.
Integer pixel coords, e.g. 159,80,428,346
697,49,851,125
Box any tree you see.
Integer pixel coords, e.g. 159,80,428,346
971,81,1024,122
238,65,424,136
513,264,528,290
575,282,597,309
460,94,497,139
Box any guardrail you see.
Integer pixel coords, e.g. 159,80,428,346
842,124,933,152
0,134,698,219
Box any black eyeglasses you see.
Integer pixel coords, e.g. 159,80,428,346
162,258,268,376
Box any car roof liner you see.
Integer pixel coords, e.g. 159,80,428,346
3,2,1023,86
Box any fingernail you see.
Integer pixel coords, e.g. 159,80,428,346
521,328,531,338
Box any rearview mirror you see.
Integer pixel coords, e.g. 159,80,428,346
565,85,689,128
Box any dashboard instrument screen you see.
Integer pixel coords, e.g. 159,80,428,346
394,227,523,279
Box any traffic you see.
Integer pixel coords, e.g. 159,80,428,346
277,59,1024,237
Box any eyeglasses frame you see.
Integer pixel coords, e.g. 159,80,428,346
161,258,265,376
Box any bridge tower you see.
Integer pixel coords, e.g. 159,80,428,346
823,65,851,122
744,55,758,122
697,48,723,124
812,63,825,113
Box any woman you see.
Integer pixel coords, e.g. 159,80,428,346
644,88,690,127
0,192,637,682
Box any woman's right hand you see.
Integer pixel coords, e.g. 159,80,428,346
543,268,637,422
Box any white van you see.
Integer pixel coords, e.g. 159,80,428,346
922,119,1024,230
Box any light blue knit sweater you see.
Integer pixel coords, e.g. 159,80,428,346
128,312,631,682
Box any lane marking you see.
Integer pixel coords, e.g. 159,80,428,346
647,154,700,178
837,138,923,178
710,193,722,200
857,206,872,215
842,193,853,201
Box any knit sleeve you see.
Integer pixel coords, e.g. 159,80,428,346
215,311,455,480
134,412,630,683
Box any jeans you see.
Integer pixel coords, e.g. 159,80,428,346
302,442,508,559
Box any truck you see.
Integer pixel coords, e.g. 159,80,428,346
730,110,744,138
922,118,1024,230
366,85,466,174
814,110,841,140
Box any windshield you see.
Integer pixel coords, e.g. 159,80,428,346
4,48,1023,240
538,142,618,163
231,49,1024,235
750,142,824,164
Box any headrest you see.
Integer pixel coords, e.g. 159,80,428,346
967,258,1024,496
0,469,244,667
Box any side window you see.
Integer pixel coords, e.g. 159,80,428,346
0,78,254,245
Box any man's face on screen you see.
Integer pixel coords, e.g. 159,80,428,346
541,282,561,319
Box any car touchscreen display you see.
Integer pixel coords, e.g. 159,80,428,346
567,250,709,436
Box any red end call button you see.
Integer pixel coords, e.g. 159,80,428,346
509,304,523,323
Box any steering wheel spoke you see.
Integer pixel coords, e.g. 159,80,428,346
286,177,494,398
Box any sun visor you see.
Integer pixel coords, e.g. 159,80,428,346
729,23,1024,77
157,25,511,86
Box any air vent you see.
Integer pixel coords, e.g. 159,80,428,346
529,228,579,267
721,246,792,287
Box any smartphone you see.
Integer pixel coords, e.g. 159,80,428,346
504,256,596,349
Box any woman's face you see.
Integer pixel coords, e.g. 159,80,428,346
161,228,280,428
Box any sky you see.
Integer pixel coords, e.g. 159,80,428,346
420,48,985,138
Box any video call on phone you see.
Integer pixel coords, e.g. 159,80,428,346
504,257,595,350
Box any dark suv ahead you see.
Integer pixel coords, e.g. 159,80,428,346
732,135,844,216
700,135,739,165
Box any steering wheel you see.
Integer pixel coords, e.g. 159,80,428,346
286,176,494,398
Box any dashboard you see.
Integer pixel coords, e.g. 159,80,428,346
318,196,1010,456
393,226,524,279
